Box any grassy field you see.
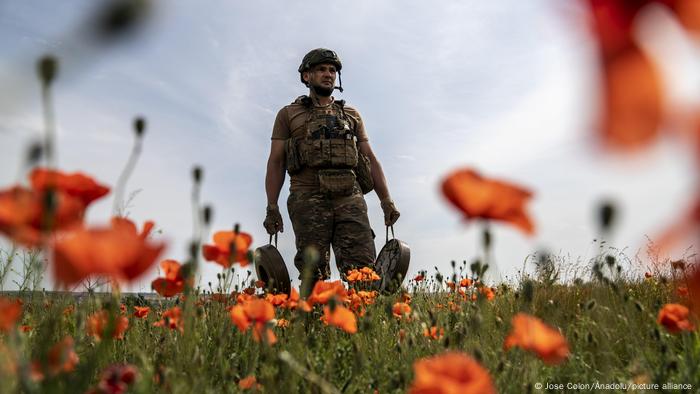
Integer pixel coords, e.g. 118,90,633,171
1,254,698,394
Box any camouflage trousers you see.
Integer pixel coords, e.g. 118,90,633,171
287,185,376,286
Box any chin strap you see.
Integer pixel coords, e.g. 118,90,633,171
334,71,343,92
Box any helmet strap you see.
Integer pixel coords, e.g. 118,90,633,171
335,71,344,93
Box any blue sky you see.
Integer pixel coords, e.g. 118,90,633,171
0,1,696,291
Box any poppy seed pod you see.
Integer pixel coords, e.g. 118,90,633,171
26,142,43,165
37,55,58,86
133,117,145,137
192,166,202,184
202,205,212,225
598,200,616,233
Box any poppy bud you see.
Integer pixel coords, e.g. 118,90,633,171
233,223,240,235
192,166,202,184
93,0,150,42
26,141,43,165
37,55,58,87
435,273,443,284
203,205,212,225
188,241,198,260
450,260,456,268
605,255,615,267
482,226,491,250
598,200,616,233
133,117,145,137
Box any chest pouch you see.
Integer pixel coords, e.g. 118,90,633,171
302,111,358,169
284,138,303,175
318,169,356,197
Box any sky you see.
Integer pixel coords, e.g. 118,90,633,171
0,0,697,292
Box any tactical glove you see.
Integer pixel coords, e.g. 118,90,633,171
263,204,284,235
380,198,400,226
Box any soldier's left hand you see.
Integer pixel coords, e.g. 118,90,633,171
380,198,400,226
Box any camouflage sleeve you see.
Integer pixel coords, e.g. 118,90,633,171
271,107,290,140
344,105,369,142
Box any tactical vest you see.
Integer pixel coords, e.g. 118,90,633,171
285,96,373,195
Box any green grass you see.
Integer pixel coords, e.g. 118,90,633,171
1,260,698,394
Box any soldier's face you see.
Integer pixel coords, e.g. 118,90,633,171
304,63,336,97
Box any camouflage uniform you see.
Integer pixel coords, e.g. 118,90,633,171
287,184,375,282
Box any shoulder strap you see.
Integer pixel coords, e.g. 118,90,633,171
293,95,313,108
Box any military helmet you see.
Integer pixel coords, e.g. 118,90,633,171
298,48,342,85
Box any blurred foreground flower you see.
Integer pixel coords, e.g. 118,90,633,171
504,313,569,365
202,230,253,268
585,0,700,150
408,351,496,394
52,217,164,286
230,299,276,344
30,168,110,206
86,364,138,394
441,168,535,235
47,336,79,375
657,303,696,334
0,186,85,246
0,297,22,332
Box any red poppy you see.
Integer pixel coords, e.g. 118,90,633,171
345,290,377,317
423,326,445,340
346,267,381,283
87,310,129,341
321,305,357,334
0,297,22,332
47,336,79,375
87,364,138,394
441,168,535,235
460,278,473,288
504,313,570,365
409,351,496,394
230,299,276,344
133,306,150,319
283,288,312,312
413,274,424,282
307,280,348,305
30,168,110,207
52,217,164,286
202,230,253,268
599,45,663,150
239,375,261,390
0,186,85,246
151,259,187,297
657,303,695,333
479,286,496,301
392,302,411,319
153,306,184,333
265,293,288,307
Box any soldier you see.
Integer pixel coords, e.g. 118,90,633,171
264,48,400,297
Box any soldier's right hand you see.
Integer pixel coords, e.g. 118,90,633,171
263,204,284,235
